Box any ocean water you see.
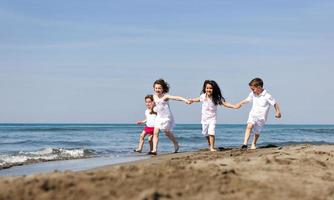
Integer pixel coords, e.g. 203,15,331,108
0,123,333,175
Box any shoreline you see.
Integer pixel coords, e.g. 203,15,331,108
0,145,276,176
1,142,330,176
1,144,333,199
0,155,150,177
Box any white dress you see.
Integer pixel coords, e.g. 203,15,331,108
200,93,217,124
200,93,217,136
153,94,175,131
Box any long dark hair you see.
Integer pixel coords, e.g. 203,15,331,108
201,80,225,105
145,94,157,115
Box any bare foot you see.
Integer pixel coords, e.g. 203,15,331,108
210,148,217,152
133,149,142,153
148,151,157,155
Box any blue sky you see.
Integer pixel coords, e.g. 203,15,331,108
0,0,333,124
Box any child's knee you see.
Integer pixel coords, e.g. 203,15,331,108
153,130,160,136
164,131,172,136
140,134,146,140
246,123,254,130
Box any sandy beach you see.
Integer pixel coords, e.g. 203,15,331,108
0,144,333,200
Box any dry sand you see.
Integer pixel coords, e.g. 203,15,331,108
0,144,333,200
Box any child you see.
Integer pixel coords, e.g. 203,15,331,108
134,95,157,153
149,79,190,155
237,78,281,150
189,80,240,151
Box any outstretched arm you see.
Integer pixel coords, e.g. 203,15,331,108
136,119,147,125
188,97,200,104
274,103,282,118
166,95,191,104
235,98,250,108
222,101,240,109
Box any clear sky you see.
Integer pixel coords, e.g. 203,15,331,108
1,0,333,124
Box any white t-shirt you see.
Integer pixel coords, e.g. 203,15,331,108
200,93,217,124
245,90,276,121
145,109,156,127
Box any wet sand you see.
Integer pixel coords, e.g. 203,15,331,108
0,144,333,200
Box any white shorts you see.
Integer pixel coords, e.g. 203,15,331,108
202,122,216,136
247,116,265,135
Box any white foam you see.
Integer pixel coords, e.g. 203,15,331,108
0,155,29,164
58,149,85,157
0,148,89,167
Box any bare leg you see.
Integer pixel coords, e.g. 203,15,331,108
135,130,146,152
165,130,180,153
209,135,217,151
251,133,260,149
148,135,153,152
206,136,210,148
243,123,254,145
151,127,160,153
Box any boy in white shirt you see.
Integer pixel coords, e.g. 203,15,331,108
237,78,281,149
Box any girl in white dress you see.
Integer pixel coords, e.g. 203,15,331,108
149,79,190,155
189,80,239,151
134,95,157,153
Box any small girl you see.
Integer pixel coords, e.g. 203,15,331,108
150,79,190,155
134,95,157,153
189,80,240,151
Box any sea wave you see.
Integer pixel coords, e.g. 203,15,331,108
0,124,140,132
0,147,96,170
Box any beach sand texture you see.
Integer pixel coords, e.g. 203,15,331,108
0,144,333,200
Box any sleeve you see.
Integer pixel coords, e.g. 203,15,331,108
245,92,253,103
199,94,205,102
144,109,148,117
266,94,276,106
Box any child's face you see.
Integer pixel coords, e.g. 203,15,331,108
145,98,154,109
250,85,263,95
205,84,213,96
154,84,164,95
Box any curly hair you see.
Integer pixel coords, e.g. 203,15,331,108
153,79,170,93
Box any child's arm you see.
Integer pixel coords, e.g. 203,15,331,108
222,101,241,109
236,98,250,108
188,97,200,104
274,103,282,118
136,119,147,125
165,95,191,104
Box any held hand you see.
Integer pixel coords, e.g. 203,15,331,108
186,99,193,104
234,103,242,109
275,112,282,118
136,121,144,125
